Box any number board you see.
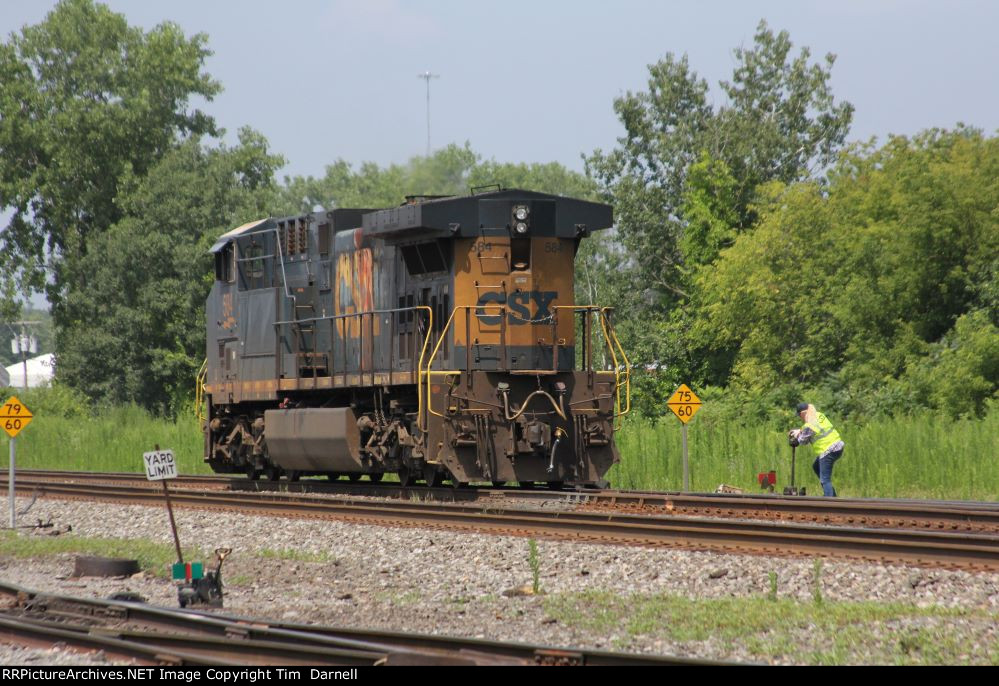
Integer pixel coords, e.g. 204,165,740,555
666,384,702,424
1,396,33,438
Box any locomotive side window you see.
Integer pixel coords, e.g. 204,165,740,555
215,243,235,282
246,245,265,279
401,240,449,275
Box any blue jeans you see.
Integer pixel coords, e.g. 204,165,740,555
812,448,844,497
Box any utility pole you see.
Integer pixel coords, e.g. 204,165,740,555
417,71,440,157
7,321,39,390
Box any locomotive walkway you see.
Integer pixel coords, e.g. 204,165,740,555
6,471,999,572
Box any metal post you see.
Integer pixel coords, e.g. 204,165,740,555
163,481,183,564
156,445,183,563
9,437,15,529
682,423,689,492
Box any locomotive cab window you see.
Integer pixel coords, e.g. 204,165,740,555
401,240,449,276
238,242,266,290
215,243,235,282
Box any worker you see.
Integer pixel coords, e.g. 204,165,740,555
789,402,844,497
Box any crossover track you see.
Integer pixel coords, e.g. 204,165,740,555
0,582,717,666
6,473,999,572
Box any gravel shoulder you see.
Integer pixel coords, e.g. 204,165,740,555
2,495,998,665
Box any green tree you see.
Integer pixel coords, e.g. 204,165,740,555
0,0,219,312
694,128,999,419
583,21,853,415
55,131,284,413
278,142,598,215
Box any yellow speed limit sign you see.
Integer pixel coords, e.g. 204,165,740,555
667,384,702,423
1,396,33,438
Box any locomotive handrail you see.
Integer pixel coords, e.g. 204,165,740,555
420,305,507,429
275,306,431,377
194,357,208,423
550,305,631,425
599,307,631,426
421,304,632,431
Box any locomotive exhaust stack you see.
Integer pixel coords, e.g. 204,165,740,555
200,190,629,488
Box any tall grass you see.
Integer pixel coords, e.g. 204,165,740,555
3,390,207,474
4,387,996,500
610,411,999,500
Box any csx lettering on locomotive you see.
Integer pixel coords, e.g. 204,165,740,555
475,291,557,325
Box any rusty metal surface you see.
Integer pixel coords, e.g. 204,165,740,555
8,469,999,534
0,582,720,666
9,476,999,573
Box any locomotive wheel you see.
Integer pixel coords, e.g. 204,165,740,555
245,465,261,481
423,464,443,488
491,481,507,488
265,466,281,481
369,472,384,483
398,465,414,487
518,481,536,490
326,472,341,481
287,470,301,482
347,473,362,482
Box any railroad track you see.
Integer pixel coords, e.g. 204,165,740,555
7,469,999,534
6,474,999,572
0,582,721,666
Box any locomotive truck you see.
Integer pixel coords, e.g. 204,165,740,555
200,188,629,487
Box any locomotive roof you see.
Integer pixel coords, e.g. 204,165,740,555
209,190,613,251
361,188,612,240
209,217,272,253
208,209,373,253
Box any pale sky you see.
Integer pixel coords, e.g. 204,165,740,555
3,0,998,181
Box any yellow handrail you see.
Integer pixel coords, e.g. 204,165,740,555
421,305,503,426
600,307,631,425
194,358,208,423
420,304,631,431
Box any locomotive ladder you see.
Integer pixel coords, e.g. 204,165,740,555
292,289,327,383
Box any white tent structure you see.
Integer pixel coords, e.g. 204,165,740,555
4,353,54,388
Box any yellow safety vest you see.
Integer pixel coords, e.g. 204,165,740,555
802,412,842,457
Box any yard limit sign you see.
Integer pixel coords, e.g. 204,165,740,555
667,384,702,491
3,396,34,528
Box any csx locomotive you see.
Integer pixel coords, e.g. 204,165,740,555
200,189,629,487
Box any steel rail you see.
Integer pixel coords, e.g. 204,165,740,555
8,470,999,534
0,582,722,666
8,478,999,572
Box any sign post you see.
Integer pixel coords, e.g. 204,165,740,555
2,396,34,529
144,446,182,563
666,384,702,491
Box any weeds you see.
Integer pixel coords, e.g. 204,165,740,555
768,571,778,602
812,558,824,605
528,538,542,595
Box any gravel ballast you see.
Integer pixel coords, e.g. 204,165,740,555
2,495,998,665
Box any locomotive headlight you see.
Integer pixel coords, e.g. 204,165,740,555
515,221,528,234
513,205,529,221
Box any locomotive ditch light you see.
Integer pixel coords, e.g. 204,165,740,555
515,222,528,234
513,205,529,221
